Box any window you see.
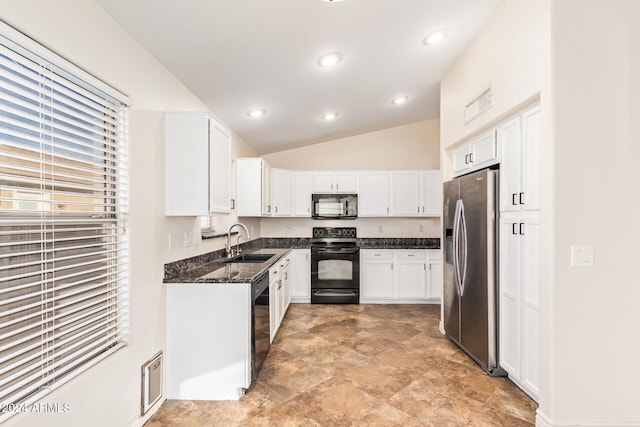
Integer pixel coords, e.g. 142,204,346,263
0,22,129,420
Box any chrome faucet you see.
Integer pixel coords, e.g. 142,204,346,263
226,223,250,258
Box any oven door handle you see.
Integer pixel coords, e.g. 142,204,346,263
312,247,359,254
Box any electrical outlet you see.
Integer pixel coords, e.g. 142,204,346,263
571,245,593,267
378,225,383,233
419,225,424,233
183,231,193,248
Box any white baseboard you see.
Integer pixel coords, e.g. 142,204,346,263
126,398,165,427
536,410,640,427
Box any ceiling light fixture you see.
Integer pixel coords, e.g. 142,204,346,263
247,108,266,118
318,53,342,67
322,0,343,2
392,96,408,105
423,29,448,45
321,112,338,121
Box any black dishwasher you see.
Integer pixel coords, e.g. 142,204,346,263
252,272,270,381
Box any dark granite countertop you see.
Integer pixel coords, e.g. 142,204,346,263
163,237,440,285
164,248,290,284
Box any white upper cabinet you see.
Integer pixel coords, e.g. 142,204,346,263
271,168,291,216
292,171,313,217
499,103,540,213
165,112,231,216
452,129,498,176
390,170,442,217
421,170,442,216
358,171,390,216
237,157,271,216
391,171,421,216
313,171,357,193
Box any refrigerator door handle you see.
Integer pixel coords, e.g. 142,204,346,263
459,200,468,296
453,199,464,296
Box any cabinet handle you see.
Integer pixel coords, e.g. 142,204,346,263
336,184,339,191
418,206,420,213
512,223,518,235
424,264,427,270
519,223,525,235
512,193,518,206
464,154,469,164
230,199,235,209
519,192,525,205
469,153,474,163
391,263,394,270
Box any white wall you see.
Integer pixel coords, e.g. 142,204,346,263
260,118,441,238
0,1,254,426
265,118,440,170
545,0,640,425
440,0,549,178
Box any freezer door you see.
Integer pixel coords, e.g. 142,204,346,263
458,169,497,369
442,178,460,341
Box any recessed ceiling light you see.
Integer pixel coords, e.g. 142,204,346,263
318,53,342,67
423,29,448,45
322,0,343,2
392,96,408,105
321,112,338,121
247,108,266,118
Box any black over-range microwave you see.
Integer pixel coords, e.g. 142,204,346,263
311,193,357,219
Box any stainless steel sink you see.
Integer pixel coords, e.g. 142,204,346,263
222,253,275,263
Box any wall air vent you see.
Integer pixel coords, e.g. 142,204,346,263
464,88,492,123
141,351,163,415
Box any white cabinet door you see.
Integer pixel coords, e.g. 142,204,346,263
334,172,357,192
470,130,498,167
499,212,539,401
451,130,497,177
360,251,394,299
520,216,539,398
498,103,540,213
293,172,313,217
271,168,291,216
165,112,232,215
209,119,232,213
395,251,427,299
269,273,279,343
391,171,421,216
261,161,272,215
421,171,442,216
521,104,541,211
313,172,334,193
312,171,356,193
452,143,472,175
358,172,389,216
426,250,442,300
498,116,523,213
499,216,522,378
290,249,310,302
237,158,268,217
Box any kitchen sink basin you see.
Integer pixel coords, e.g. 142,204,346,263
222,253,275,263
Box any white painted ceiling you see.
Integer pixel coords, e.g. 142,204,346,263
94,0,503,154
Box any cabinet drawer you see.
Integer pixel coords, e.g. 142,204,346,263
394,250,427,260
427,250,441,260
360,250,393,260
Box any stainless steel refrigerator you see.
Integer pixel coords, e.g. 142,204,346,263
443,168,504,376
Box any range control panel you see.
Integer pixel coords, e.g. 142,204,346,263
312,227,357,239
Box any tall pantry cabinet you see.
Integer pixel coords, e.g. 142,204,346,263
498,103,541,401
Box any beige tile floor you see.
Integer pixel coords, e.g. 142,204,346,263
146,304,537,426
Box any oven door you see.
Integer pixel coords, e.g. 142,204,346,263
311,245,359,303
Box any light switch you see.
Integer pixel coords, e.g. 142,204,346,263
183,231,193,248
571,245,593,267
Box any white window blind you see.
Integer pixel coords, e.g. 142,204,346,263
0,24,129,420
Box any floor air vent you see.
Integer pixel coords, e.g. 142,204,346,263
141,351,163,415
465,88,492,123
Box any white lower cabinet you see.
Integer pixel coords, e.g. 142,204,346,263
290,249,311,303
499,212,539,401
166,283,250,400
360,249,441,303
269,253,291,342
